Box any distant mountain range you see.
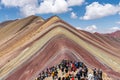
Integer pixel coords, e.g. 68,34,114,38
0,15,120,80
105,30,120,38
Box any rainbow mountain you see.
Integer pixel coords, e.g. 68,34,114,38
0,15,120,80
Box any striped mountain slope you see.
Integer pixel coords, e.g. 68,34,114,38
0,16,120,80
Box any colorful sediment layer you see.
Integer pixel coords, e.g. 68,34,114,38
0,16,120,80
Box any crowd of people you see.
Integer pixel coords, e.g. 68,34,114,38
35,60,103,80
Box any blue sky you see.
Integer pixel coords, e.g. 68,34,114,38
0,0,120,33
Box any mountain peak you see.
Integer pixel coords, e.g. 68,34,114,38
25,15,45,22
46,15,61,21
51,15,60,19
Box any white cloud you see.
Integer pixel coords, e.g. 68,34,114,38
70,12,78,19
110,27,120,32
20,4,38,16
1,0,84,17
37,0,69,14
75,25,97,33
81,2,120,20
116,21,120,24
67,0,84,6
1,0,38,16
75,27,82,30
1,0,38,7
85,25,97,32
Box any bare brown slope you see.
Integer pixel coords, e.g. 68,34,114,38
77,30,120,58
0,16,59,57
94,33,120,54
105,30,120,39
95,32,120,47
0,16,61,70
6,35,120,80
0,15,44,46
0,20,16,28
79,30,120,49
0,19,45,68
0,15,44,51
